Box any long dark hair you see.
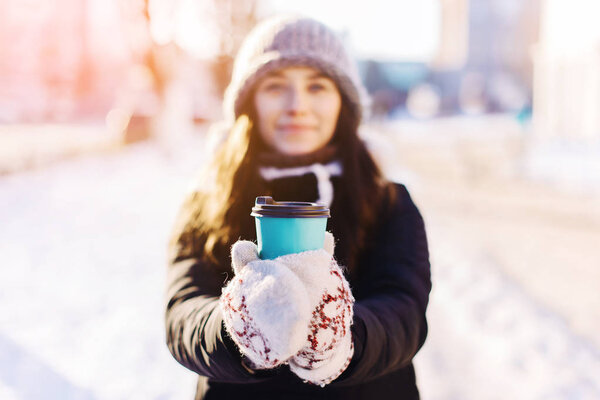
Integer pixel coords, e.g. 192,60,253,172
169,95,395,275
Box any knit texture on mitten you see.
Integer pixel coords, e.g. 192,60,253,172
220,236,355,384
220,242,311,369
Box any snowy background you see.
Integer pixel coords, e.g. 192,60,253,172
1,118,599,400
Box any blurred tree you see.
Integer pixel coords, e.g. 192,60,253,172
211,0,259,96
116,0,166,143
75,0,92,98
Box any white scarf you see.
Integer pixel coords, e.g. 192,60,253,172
259,161,343,208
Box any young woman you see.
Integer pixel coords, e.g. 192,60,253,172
165,15,431,400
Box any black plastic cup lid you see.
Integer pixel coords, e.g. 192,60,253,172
251,196,330,218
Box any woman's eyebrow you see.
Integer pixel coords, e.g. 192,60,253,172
309,73,329,79
264,71,284,78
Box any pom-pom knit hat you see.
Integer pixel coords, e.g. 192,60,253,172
223,15,370,125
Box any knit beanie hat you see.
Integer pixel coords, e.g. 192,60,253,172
223,15,370,125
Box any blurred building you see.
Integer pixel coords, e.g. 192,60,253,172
430,0,540,116
361,0,540,119
0,0,83,121
431,0,469,70
459,0,539,114
0,0,134,122
532,0,600,144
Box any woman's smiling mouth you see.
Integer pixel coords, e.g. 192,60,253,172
277,124,316,134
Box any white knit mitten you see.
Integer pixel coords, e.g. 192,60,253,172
220,241,311,369
276,233,355,386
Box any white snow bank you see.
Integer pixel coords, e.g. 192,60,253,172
523,141,600,195
0,140,206,399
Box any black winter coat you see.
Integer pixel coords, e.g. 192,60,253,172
165,172,431,399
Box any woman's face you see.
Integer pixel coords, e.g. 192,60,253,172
253,66,342,156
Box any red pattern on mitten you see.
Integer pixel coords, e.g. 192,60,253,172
221,287,280,368
288,255,354,385
273,233,355,386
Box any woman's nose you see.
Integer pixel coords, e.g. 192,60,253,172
285,87,308,114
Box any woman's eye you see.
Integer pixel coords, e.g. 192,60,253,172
308,83,326,92
262,83,285,92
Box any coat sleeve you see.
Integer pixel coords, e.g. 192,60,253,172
336,184,432,385
164,202,272,383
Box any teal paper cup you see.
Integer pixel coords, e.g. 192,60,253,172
251,196,330,259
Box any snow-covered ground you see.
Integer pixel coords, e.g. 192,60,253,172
523,140,600,196
1,123,599,399
415,221,600,399
0,141,202,400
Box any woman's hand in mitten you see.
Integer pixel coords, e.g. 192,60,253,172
219,241,312,370
275,232,355,386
